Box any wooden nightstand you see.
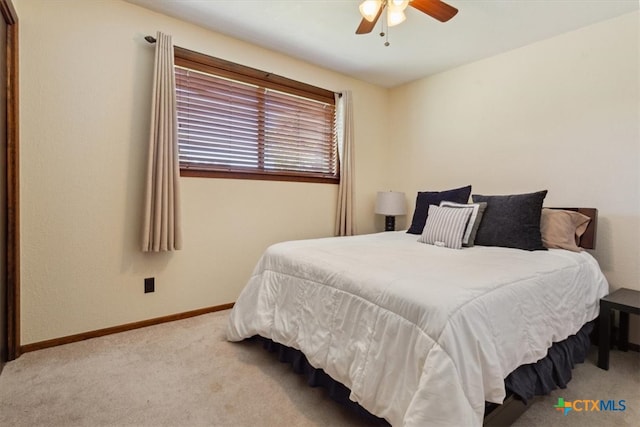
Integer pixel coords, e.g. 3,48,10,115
597,288,640,370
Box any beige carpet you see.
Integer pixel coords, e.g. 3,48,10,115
0,310,638,426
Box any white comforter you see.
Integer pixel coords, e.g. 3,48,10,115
227,231,609,426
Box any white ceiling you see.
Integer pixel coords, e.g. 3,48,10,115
126,0,638,88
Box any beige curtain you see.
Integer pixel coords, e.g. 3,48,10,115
334,91,356,236
142,32,182,252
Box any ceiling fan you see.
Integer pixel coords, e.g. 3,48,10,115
356,0,458,35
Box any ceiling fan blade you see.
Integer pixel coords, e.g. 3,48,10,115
409,0,458,22
355,4,385,34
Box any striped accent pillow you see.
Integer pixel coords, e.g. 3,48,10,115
418,205,473,249
439,201,487,247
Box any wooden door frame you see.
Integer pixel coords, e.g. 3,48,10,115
0,0,19,361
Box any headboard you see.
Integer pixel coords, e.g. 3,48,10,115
549,207,597,250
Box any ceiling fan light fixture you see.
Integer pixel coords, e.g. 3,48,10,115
387,9,406,27
354,0,458,38
389,0,409,11
386,0,409,27
359,0,382,22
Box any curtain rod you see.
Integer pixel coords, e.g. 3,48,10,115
143,35,341,98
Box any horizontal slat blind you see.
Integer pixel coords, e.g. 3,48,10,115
174,57,338,182
176,67,260,170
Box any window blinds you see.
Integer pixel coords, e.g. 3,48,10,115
175,65,338,181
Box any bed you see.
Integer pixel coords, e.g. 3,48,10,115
227,191,609,426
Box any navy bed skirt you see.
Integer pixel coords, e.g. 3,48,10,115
254,321,594,425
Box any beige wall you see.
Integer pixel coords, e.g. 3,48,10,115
16,0,390,344
16,0,640,346
389,12,640,341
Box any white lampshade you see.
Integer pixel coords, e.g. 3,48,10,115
359,0,382,22
387,9,406,27
375,191,407,216
388,0,409,9
387,0,409,26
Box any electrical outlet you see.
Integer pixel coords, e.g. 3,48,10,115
144,277,155,293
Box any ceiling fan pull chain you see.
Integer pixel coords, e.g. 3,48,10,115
379,11,390,47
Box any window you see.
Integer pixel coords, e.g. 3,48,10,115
174,47,339,184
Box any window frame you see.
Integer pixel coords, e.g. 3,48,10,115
174,47,340,184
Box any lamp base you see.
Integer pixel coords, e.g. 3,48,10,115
384,216,396,232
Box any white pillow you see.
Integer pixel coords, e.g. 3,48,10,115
439,201,487,247
418,205,473,249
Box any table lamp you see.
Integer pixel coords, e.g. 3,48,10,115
375,191,406,231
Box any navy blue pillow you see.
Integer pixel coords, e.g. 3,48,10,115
472,190,548,251
407,185,472,235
